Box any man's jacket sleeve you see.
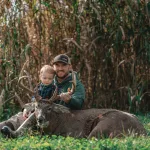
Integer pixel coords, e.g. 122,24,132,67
68,79,85,109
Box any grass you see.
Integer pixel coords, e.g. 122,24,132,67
0,114,150,150
0,134,150,150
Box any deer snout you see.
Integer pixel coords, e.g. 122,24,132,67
37,114,45,125
37,114,49,128
37,116,43,124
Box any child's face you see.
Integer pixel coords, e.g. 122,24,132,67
40,72,54,85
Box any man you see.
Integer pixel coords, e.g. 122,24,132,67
53,54,85,109
0,54,85,137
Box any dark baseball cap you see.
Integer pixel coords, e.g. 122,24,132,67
53,54,71,65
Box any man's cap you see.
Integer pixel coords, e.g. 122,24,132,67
53,54,71,65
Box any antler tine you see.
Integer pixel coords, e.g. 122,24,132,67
19,60,29,77
18,76,35,95
70,70,76,94
23,70,34,91
33,84,42,102
48,86,58,103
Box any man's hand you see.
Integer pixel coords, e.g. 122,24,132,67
60,92,72,103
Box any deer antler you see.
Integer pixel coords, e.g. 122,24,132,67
70,70,77,94
30,71,76,104
18,76,35,95
38,86,58,104
49,86,58,102
19,75,59,103
19,60,29,77
18,76,43,102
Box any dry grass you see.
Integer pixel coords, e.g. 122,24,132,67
0,0,149,112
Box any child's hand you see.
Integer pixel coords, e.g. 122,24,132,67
22,103,34,119
23,108,31,119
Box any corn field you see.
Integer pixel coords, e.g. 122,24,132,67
0,0,150,114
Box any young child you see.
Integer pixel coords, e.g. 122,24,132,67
23,65,56,119
37,65,56,99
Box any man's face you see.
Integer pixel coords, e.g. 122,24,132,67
53,62,71,79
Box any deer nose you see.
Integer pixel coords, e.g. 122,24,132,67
37,116,43,123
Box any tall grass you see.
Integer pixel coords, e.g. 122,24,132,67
0,0,149,113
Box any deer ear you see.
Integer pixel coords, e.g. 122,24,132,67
52,104,70,114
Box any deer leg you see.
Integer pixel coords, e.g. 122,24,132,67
0,121,14,131
87,117,118,139
0,111,25,131
1,113,36,138
88,112,147,139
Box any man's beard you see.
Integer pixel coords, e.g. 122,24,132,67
56,72,69,79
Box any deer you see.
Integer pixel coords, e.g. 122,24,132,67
1,71,147,139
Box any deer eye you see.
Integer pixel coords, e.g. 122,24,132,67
35,104,39,109
47,107,52,111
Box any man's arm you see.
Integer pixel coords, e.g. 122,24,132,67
60,80,85,109
68,82,85,109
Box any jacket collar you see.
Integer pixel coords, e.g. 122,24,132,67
40,83,53,88
54,73,72,85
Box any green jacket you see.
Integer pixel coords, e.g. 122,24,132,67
53,73,85,110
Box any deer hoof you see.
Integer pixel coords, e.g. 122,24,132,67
1,126,15,138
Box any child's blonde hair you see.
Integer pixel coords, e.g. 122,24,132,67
40,65,55,75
